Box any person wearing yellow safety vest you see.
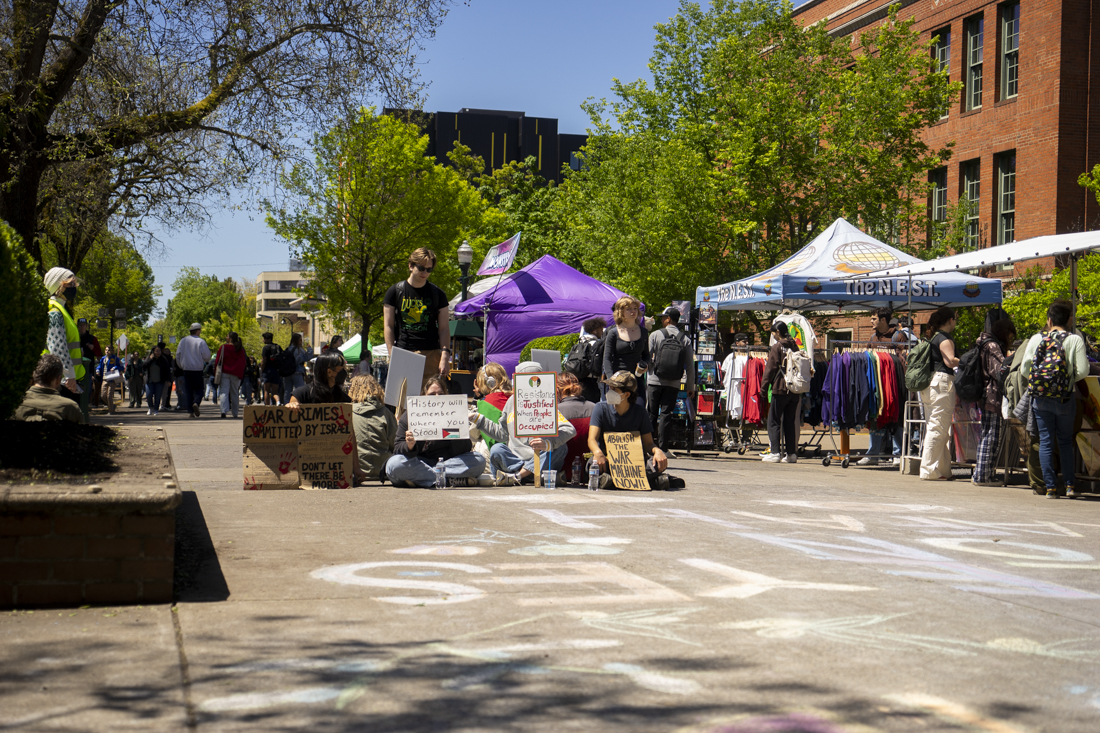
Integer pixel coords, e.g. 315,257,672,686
42,267,84,402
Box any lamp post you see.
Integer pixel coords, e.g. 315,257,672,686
457,240,474,302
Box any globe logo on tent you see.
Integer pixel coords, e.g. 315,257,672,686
752,246,815,281
833,241,902,274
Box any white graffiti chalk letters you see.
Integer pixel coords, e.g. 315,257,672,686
310,561,489,604
680,559,876,598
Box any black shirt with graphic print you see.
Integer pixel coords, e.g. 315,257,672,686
384,281,449,351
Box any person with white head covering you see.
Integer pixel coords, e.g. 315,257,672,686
41,267,84,401
176,322,211,417
470,361,577,486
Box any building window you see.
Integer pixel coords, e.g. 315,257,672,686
1000,2,1020,99
997,152,1016,245
965,16,984,111
961,159,981,248
932,28,951,118
930,167,948,222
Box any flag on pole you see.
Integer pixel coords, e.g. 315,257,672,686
476,233,522,276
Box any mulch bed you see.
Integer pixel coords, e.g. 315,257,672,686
0,421,119,482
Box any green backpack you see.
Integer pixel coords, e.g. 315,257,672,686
904,339,935,392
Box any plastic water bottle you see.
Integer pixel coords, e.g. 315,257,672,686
434,458,446,489
571,457,584,486
588,461,599,491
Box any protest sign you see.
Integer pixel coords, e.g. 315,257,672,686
476,232,521,276
513,371,558,438
604,431,650,491
384,347,427,410
242,403,355,489
532,348,562,373
406,394,469,440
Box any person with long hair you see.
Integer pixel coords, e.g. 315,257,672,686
386,376,486,487
347,374,398,480
601,296,649,403
215,331,248,418
474,363,513,410
972,317,1016,485
760,321,800,463
282,332,311,404
920,307,959,480
557,372,595,420
285,352,351,407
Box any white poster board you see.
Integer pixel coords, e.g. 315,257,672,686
384,347,427,407
406,395,469,440
532,348,562,373
513,372,558,438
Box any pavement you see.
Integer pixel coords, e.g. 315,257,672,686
3,404,1100,732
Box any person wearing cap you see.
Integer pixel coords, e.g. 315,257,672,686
470,361,577,486
176,322,211,417
588,370,680,489
760,321,800,463
647,306,695,458
41,267,85,401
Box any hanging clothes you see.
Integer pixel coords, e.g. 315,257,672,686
771,313,818,355
803,360,829,427
741,357,766,425
721,353,748,419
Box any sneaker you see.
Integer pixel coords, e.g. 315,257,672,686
152,411,159,416
1046,489,1058,499
220,413,227,419
494,472,520,487
856,456,879,466
668,476,686,489
761,453,781,463
782,453,797,464
597,473,614,490
449,477,478,487
146,409,153,416
653,474,671,491
664,449,679,460
192,403,200,418
1066,486,1079,499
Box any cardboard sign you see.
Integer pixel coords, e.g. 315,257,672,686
604,431,650,491
532,348,562,373
476,232,521,276
242,403,355,490
384,347,427,408
406,394,469,440
513,371,558,438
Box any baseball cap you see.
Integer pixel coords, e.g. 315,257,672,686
189,322,202,331
661,306,681,317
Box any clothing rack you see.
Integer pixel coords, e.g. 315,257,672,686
718,346,770,454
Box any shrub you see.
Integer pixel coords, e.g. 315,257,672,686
0,222,48,419
519,334,581,366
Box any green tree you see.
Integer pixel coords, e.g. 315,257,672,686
164,268,242,338
266,109,482,349
474,156,567,269
0,222,47,419
78,233,161,327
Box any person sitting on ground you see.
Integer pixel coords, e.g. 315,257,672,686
385,376,486,488
587,370,681,490
474,362,513,410
285,352,352,408
557,372,595,420
15,355,84,423
469,361,577,486
347,374,398,481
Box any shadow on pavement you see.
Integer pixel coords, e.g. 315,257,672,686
174,491,230,602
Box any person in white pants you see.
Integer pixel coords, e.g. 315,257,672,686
920,307,959,480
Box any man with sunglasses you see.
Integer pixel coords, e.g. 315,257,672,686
384,247,452,392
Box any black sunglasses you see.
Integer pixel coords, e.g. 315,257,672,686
411,264,433,273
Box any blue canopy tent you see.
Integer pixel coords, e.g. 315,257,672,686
695,218,1003,312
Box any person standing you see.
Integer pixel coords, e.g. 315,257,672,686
760,322,800,464
1021,299,1089,498
96,345,124,414
647,306,695,458
602,297,649,403
77,318,102,405
215,331,247,419
176,323,211,418
919,307,959,480
126,351,145,408
142,345,172,416
164,348,181,411
574,318,606,404
383,247,451,394
260,332,283,405
41,267,85,402
281,332,311,404
241,356,258,406
972,317,1016,486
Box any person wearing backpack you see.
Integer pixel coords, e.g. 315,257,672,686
972,318,1017,486
1021,299,1089,498
919,307,960,480
280,332,313,404
647,307,695,458
760,321,800,463
566,318,606,403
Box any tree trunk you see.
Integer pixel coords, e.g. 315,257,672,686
0,156,48,273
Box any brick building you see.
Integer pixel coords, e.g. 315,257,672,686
793,0,1100,276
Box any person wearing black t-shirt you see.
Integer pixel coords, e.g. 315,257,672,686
285,352,352,408
383,247,451,394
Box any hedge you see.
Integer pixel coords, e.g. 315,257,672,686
519,334,580,366
1,222,48,419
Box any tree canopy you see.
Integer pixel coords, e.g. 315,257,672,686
164,267,242,338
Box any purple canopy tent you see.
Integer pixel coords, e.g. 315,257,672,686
453,255,636,375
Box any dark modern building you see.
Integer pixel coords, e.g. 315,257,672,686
385,108,588,184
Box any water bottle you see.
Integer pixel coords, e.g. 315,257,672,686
571,457,584,486
434,458,446,489
588,461,599,491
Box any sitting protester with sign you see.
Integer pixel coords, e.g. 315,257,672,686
470,361,576,486
285,352,352,408
385,376,486,488
588,371,684,490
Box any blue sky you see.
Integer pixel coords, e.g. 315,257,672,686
148,0,686,314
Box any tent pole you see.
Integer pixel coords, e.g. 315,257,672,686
1071,254,1080,324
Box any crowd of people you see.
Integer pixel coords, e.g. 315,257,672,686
20,254,1098,497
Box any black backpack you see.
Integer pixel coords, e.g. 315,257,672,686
953,345,985,403
275,345,298,377
563,339,595,379
654,328,688,380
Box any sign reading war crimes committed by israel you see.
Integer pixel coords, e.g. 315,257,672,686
406,395,469,440
241,404,355,490
604,431,650,491
513,372,558,438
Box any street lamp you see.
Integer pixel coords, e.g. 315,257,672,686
457,240,474,302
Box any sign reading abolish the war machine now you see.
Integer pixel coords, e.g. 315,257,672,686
604,431,650,491
406,395,469,440
513,372,558,438
242,404,356,490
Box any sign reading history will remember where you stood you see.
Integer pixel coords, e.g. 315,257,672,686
242,404,355,489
